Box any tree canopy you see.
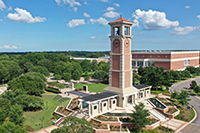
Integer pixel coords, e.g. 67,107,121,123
7,72,46,96
131,103,150,132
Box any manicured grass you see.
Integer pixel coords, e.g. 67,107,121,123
75,83,108,92
151,89,170,95
41,94,57,99
24,98,60,131
24,95,71,131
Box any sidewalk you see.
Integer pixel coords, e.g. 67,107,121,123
33,125,59,133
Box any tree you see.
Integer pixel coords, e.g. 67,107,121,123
190,80,197,89
178,90,191,106
63,72,71,82
171,90,179,99
170,70,181,82
8,72,46,96
0,122,27,133
91,60,98,72
0,60,23,81
0,98,11,124
194,86,200,94
84,71,90,81
181,70,191,79
54,74,62,80
92,70,108,81
9,105,24,126
132,70,140,85
51,116,93,133
28,66,50,77
131,103,150,132
72,70,81,80
80,59,91,72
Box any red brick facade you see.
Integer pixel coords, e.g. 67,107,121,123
112,55,120,70
111,72,119,87
132,51,199,70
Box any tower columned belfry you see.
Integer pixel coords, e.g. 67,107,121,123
104,16,139,107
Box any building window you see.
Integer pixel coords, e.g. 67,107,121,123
104,103,106,107
188,60,190,66
124,27,130,35
114,27,120,36
94,106,97,110
132,61,136,67
113,100,115,104
137,61,143,67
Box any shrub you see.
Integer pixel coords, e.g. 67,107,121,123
45,87,60,94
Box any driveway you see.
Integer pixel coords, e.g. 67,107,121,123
171,76,200,132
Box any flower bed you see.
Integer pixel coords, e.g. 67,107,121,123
91,120,108,129
110,125,127,132
149,118,159,125
68,97,80,111
119,117,132,122
166,108,178,114
95,115,118,121
56,106,71,116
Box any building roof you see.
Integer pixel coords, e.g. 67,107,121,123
134,84,151,89
108,16,134,24
80,91,118,103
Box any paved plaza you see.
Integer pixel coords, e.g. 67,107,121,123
161,119,187,132
179,123,200,133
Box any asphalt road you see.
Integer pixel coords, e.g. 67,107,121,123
171,76,200,133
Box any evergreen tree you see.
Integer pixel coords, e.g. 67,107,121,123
131,103,150,132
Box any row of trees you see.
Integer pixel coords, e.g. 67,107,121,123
135,66,199,90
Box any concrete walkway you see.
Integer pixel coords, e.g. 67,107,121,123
33,125,59,133
161,119,187,131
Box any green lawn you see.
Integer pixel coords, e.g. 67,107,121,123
75,83,108,92
24,94,71,131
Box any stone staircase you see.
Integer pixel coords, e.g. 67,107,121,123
150,109,168,122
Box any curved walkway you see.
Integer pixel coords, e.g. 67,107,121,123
171,76,200,133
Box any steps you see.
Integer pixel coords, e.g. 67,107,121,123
150,109,168,121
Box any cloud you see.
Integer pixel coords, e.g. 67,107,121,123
83,12,90,18
7,8,46,23
55,0,81,12
67,19,85,28
132,9,179,30
0,0,6,11
0,19,3,22
7,6,12,11
74,7,78,12
84,1,87,4
170,26,200,35
90,17,108,26
103,11,120,18
90,36,96,39
114,3,120,7
100,0,108,2
197,15,200,19
105,7,115,11
185,6,190,9
0,45,21,49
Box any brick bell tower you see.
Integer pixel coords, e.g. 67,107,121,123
104,16,138,107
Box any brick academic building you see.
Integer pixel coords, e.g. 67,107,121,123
132,51,200,70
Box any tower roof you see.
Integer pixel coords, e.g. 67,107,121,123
108,16,134,24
